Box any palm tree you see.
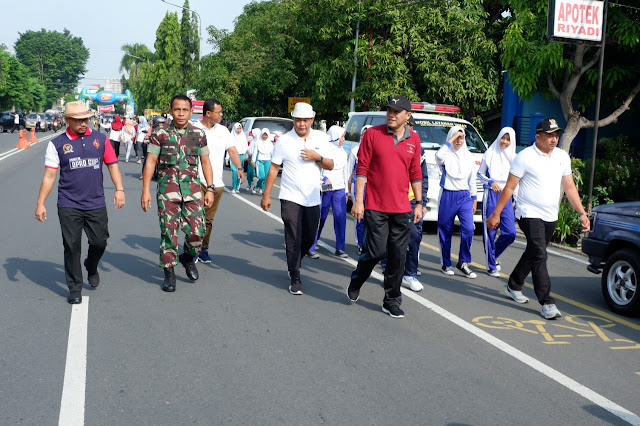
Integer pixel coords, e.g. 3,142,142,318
119,43,153,84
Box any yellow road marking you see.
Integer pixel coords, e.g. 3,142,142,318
417,240,640,331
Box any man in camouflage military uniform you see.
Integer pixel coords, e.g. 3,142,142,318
141,95,215,292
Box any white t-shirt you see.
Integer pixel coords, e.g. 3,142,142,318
14,114,19,124
510,143,572,222
195,122,235,188
320,147,349,190
271,129,336,207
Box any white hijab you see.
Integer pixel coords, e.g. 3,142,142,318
444,125,474,179
257,128,273,155
484,127,516,181
327,125,345,146
359,125,373,143
232,123,248,151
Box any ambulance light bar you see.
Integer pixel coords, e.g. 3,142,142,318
410,102,460,114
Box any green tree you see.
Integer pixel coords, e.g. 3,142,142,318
119,43,153,84
0,50,46,111
501,0,640,152
14,29,89,108
180,0,200,87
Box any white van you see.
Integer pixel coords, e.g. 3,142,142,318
343,111,488,223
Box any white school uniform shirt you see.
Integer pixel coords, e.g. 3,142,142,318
321,146,349,190
194,121,235,188
435,143,477,197
510,143,572,222
271,128,338,207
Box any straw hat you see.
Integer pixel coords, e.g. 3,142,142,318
63,101,94,119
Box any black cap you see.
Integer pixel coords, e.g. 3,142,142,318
536,118,564,133
385,96,412,112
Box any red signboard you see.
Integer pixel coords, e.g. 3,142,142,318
98,105,115,113
192,100,204,114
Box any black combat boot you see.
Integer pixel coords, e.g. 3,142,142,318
179,253,199,281
163,267,176,292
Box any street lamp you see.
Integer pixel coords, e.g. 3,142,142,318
161,0,202,59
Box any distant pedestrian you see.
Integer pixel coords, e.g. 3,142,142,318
436,125,478,279
478,127,517,277
346,96,423,318
35,101,125,304
251,128,274,195
261,102,341,295
136,116,150,166
109,115,123,158
11,112,20,133
123,118,136,162
308,125,349,258
486,118,590,320
141,95,216,292
192,98,245,264
230,123,248,193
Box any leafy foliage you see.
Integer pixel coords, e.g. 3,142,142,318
14,29,89,107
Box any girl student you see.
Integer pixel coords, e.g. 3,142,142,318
230,123,248,193
251,128,275,194
435,125,478,279
477,127,517,277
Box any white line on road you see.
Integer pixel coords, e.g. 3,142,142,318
231,190,640,426
0,132,59,162
58,296,89,426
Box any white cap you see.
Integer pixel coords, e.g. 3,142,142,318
291,102,315,118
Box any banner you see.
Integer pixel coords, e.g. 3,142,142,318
97,105,114,113
288,97,312,113
549,0,604,42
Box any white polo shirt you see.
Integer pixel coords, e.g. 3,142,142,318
195,122,235,188
271,128,336,207
510,143,571,222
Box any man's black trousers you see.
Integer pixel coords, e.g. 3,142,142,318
280,200,320,279
508,217,557,305
350,209,413,308
58,207,109,293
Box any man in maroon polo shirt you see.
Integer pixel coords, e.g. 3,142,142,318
346,96,423,318
35,101,125,304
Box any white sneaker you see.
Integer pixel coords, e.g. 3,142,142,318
402,275,423,292
504,285,529,304
495,260,501,272
487,269,500,278
541,303,562,319
441,265,454,276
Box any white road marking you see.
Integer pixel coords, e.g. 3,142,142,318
0,132,59,161
58,296,89,426
233,190,640,426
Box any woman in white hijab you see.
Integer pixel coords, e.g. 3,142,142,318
435,125,478,278
230,123,248,193
477,127,517,277
251,128,274,194
307,125,350,258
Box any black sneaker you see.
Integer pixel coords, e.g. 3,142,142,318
179,253,199,281
289,278,303,295
163,267,176,292
335,249,348,258
307,251,320,259
456,261,477,279
346,284,360,303
84,259,100,288
382,303,404,318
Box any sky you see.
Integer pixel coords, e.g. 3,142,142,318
1,0,258,90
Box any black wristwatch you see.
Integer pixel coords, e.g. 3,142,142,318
415,200,423,205
206,184,215,190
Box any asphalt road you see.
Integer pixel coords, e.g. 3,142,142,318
0,128,639,425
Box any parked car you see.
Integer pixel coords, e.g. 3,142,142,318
0,111,25,132
25,113,48,131
582,201,640,316
237,116,294,145
343,106,487,223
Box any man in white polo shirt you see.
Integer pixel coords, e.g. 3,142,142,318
487,118,589,319
194,98,245,263
261,102,340,295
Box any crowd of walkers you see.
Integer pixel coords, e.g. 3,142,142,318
35,96,590,322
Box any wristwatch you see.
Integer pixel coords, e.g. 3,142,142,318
206,184,215,190
415,200,423,206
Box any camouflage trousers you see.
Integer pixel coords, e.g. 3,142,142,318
157,197,205,268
